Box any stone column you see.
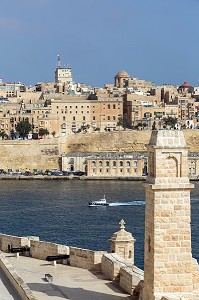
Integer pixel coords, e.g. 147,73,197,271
143,130,195,300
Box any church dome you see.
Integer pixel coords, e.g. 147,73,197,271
179,82,192,88
115,70,130,78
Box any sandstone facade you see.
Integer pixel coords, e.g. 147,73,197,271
143,130,199,300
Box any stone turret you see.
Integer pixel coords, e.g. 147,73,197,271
143,130,199,300
110,219,135,263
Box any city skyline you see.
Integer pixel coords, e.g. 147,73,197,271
0,0,199,87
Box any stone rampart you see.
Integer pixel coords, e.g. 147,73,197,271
0,138,60,171
0,252,36,300
101,253,129,281
69,247,106,271
0,130,199,171
192,258,199,291
30,240,69,260
119,265,144,295
0,234,36,252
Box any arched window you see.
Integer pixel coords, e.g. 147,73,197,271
120,161,123,167
113,161,116,167
106,161,110,166
92,161,96,167
126,161,130,167
133,161,137,167
99,161,102,167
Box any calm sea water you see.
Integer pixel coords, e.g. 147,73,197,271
0,179,198,269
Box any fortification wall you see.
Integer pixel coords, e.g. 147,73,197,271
0,139,61,171
0,130,199,171
69,247,106,271
0,252,36,300
30,240,69,260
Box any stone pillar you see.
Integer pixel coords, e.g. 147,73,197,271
143,130,195,300
110,219,135,263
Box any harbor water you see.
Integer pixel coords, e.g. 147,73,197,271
0,179,198,269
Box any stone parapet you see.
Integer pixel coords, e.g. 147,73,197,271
69,247,106,271
120,265,143,295
30,240,69,260
0,234,38,253
101,253,127,281
0,252,36,300
192,258,199,291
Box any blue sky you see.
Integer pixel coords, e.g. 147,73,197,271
0,0,199,87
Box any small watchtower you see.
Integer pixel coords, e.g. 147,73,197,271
109,219,135,263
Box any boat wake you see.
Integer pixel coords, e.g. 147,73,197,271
109,201,145,206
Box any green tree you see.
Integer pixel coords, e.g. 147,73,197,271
16,119,32,139
117,113,132,129
39,128,49,138
0,131,8,140
162,116,178,129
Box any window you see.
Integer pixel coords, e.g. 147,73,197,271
120,169,123,172
83,116,85,121
113,104,116,109
92,161,96,167
126,161,130,167
73,116,75,121
106,169,109,173
113,161,116,167
127,169,130,173
99,169,102,173
63,116,65,121
113,116,116,120
120,161,123,167
133,161,137,167
108,104,110,109
108,116,110,120
99,161,102,166
106,161,110,166
93,116,95,120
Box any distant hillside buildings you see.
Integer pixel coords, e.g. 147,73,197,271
0,55,199,140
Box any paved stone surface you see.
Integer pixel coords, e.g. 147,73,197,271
0,268,20,300
4,253,131,300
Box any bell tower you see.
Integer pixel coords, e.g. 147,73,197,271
143,130,196,300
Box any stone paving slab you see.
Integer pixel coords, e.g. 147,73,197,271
4,253,131,300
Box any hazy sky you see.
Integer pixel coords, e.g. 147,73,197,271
0,0,199,87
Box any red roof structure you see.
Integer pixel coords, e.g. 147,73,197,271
179,82,192,88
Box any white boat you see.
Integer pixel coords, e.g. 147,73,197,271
88,195,109,206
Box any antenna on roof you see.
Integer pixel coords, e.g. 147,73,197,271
57,53,61,68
